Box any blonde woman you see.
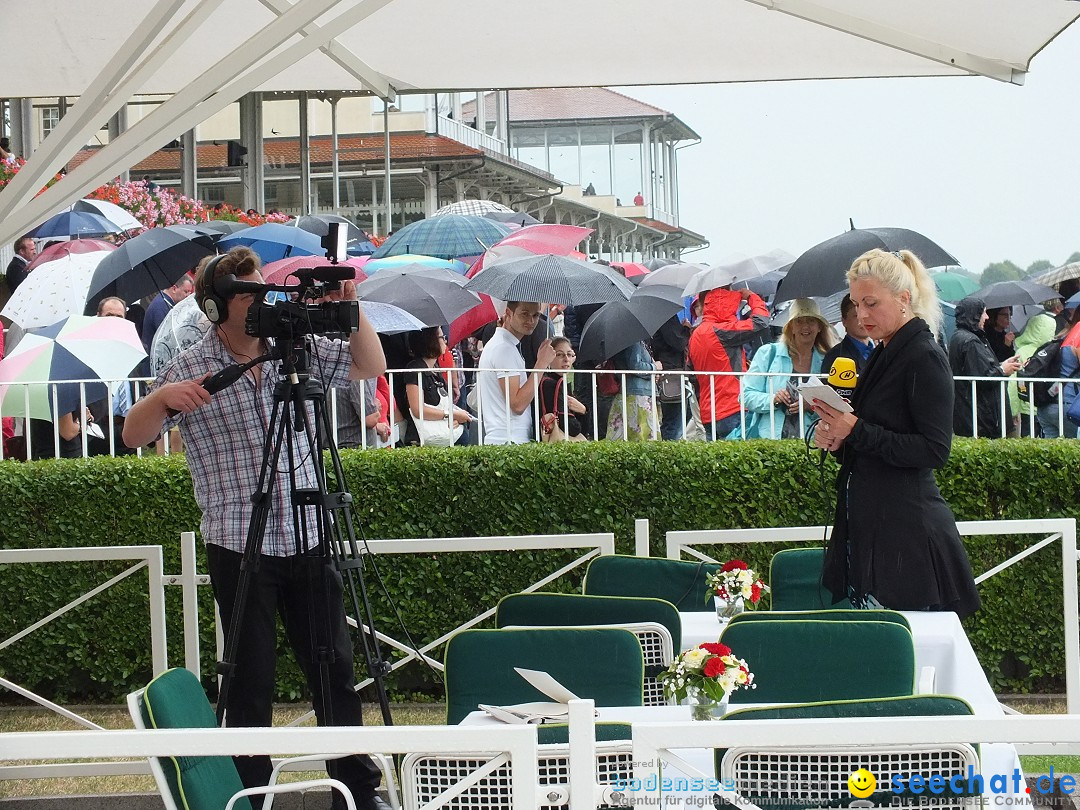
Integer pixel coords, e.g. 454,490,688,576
812,249,980,618
737,298,836,439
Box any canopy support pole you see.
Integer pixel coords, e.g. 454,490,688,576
744,0,1026,83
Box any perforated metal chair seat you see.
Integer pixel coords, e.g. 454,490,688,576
401,739,632,810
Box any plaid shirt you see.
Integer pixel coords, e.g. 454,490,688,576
157,328,353,557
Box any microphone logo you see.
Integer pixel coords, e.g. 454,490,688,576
828,357,858,402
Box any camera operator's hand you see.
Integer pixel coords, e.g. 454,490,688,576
159,377,214,414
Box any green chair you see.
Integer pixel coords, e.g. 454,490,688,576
495,592,681,705
443,627,644,724
728,608,910,631
769,548,853,610
716,696,979,810
719,619,916,704
582,554,720,612
127,667,385,810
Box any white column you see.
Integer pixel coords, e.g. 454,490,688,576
180,128,197,199
641,123,652,211
670,142,680,222
108,107,130,183
494,90,508,143
475,91,487,135
239,93,265,212
370,178,380,235
330,96,340,211
10,99,33,159
421,168,438,216
299,91,311,215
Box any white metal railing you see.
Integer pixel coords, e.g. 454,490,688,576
664,519,1080,724
436,114,509,154
3,368,1076,458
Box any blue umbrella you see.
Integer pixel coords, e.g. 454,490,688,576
368,215,512,261
217,222,324,263
30,210,123,239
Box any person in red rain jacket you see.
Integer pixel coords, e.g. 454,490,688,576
687,287,770,439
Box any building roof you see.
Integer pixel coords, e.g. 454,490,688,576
67,134,487,174
463,88,699,140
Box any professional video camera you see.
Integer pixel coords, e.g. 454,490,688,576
221,222,361,341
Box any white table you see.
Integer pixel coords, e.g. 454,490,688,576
679,610,1000,713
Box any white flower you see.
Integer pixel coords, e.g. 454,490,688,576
682,648,709,670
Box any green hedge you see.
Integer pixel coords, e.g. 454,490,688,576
0,439,1076,703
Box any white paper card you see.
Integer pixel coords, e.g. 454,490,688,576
797,381,854,413
514,667,580,703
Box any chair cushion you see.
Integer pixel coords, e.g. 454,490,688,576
143,667,252,810
583,555,720,612
444,628,644,725
719,620,915,704
769,548,853,610
496,592,682,650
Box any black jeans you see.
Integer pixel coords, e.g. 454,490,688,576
207,543,382,806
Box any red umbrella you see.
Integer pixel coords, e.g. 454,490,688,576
262,255,368,286
611,261,648,278
27,239,116,271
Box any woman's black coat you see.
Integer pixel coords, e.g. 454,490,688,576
822,318,981,619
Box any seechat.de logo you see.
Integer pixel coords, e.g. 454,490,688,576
848,768,877,798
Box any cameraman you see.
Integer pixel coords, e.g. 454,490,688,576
123,247,389,810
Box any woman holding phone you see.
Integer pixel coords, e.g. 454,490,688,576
811,249,980,618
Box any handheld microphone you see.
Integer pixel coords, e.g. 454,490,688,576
827,356,858,402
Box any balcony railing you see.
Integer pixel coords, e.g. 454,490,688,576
436,114,508,155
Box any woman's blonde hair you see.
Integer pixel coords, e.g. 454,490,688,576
780,298,836,358
846,248,942,337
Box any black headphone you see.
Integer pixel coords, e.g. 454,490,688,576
199,254,228,324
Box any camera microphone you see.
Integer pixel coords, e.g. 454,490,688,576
827,356,858,402
293,266,355,284
216,274,266,297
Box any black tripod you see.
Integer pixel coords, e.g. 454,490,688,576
214,336,393,728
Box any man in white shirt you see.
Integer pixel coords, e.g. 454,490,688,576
477,301,556,444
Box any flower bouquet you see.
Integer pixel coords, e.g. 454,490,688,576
657,642,755,708
706,560,769,620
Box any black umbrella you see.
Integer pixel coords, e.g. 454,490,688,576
483,210,542,226
87,226,215,304
465,253,634,306
577,290,683,366
355,264,481,327
776,227,958,303
971,280,1059,309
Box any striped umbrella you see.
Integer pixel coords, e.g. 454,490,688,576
362,253,467,275
1031,261,1080,289
368,215,512,261
465,253,635,306
0,315,146,419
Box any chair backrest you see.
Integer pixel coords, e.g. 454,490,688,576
769,547,854,610
443,627,644,724
719,619,916,704
728,608,910,631
127,667,252,810
582,555,720,612
717,696,978,810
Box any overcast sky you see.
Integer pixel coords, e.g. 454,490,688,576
622,22,1080,277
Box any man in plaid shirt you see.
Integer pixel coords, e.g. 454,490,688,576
124,247,389,810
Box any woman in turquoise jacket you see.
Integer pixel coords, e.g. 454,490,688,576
736,298,836,439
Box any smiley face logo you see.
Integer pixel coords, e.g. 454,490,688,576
848,768,876,798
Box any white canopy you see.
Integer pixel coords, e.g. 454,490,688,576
1,0,1077,247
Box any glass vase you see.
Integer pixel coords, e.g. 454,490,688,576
714,594,745,623
687,688,728,721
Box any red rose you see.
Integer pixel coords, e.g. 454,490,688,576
704,656,726,678
699,642,730,656
750,583,762,603
721,560,748,572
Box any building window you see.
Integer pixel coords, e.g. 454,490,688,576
41,107,60,140
511,128,547,171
